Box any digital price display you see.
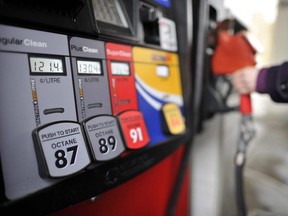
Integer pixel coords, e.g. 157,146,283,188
77,60,102,75
29,57,64,73
156,65,169,77
111,62,130,75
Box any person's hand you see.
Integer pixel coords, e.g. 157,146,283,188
230,66,259,94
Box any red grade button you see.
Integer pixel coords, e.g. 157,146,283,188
118,110,150,149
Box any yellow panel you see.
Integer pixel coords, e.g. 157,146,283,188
134,63,182,95
133,46,179,65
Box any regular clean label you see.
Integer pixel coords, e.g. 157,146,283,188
118,110,150,149
83,115,125,161
34,122,91,178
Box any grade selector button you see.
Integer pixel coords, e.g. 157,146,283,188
118,110,150,149
33,121,91,178
161,103,186,135
83,115,125,161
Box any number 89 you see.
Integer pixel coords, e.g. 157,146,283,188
99,136,116,154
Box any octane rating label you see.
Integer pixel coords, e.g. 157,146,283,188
162,103,186,135
35,122,91,178
118,110,150,149
83,115,125,161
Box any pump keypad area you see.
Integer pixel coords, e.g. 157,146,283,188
0,24,185,202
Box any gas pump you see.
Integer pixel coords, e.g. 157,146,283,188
69,38,127,162
70,37,112,120
0,0,193,215
133,47,186,145
106,43,138,114
0,24,91,200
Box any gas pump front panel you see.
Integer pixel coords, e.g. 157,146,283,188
0,24,177,203
134,47,186,146
0,0,190,214
106,42,138,115
0,24,90,200
70,37,112,120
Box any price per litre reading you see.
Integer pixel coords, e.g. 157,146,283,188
77,60,102,74
34,122,91,178
111,62,130,75
156,65,170,77
30,57,64,73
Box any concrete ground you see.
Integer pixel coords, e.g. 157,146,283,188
190,93,288,216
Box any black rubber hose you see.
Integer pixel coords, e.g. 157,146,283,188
235,153,246,216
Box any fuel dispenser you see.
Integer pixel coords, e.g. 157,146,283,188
70,37,112,119
106,43,138,114
0,0,193,215
105,42,150,151
70,37,127,161
133,47,186,146
0,24,91,200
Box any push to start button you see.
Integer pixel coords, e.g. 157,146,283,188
33,121,91,178
118,110,150,149
83,115,125,161
161,103,186,135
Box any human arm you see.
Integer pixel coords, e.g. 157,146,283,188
231,62,288,103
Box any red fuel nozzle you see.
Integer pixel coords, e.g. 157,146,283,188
211,31,256,76
211,30,256,115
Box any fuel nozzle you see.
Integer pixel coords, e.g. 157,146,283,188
210,19,259,216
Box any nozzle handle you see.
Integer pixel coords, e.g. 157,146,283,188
240,94,252,115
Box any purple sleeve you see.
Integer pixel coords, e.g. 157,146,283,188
256,67,269,93
256,62,288,103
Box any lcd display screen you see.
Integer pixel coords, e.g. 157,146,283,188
77,60,102,75
156,65,169,77
111,62,130,75
29,57,64,73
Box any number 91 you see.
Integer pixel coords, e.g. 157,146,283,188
129,127,143,143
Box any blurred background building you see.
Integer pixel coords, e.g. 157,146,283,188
191,1,288,215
